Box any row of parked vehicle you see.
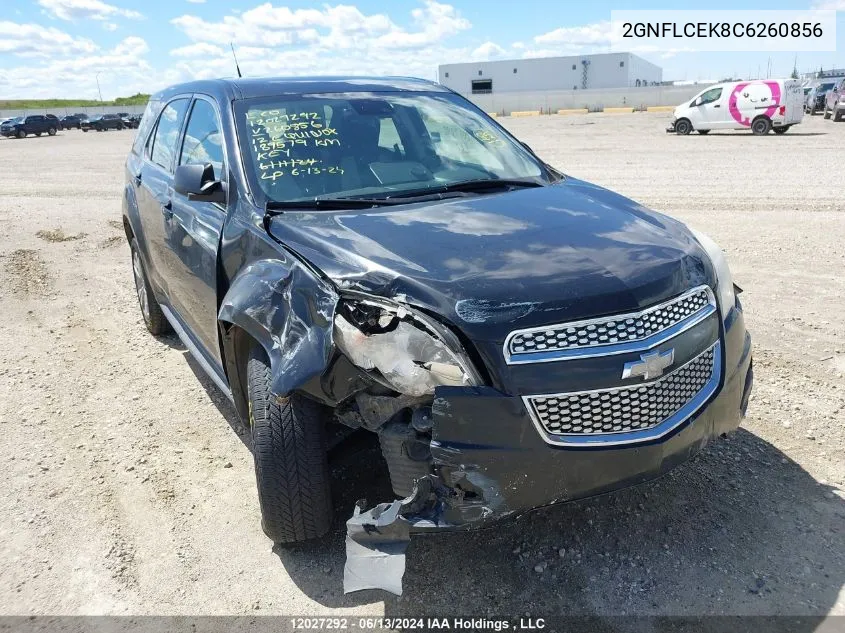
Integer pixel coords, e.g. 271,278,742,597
803,77,845,121
0,112,142,138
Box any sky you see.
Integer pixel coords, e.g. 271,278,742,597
0,0,844,99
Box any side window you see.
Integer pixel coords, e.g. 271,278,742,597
377,117,405,156
699,87,722,105
150,98,190,172
179,99,225,180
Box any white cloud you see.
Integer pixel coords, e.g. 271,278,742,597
533,21,613,50
0,20,98,57
112,35,148,56
38,0,143,22
471,41,507,60
171,0,468,51
170,42,225,58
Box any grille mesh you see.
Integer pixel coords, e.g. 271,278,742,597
526,346,715,436
508,288,711,357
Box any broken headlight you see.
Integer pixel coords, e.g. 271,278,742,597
690,228,736,317
333,297,481,397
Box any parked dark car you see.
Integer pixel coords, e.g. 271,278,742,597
59,114,87,130
121,114,141,129
807,81,837,114
823,77,845,121
0,114,57,138
123,77,753,550
82,113,125,132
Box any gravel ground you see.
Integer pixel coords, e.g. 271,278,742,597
0,113,843,618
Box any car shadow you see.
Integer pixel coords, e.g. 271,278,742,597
272,428,844,618
679,132,829,137
158,333,252,449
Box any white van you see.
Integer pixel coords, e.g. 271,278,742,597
667,79,804,135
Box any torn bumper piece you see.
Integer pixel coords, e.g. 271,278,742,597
345,329,751,594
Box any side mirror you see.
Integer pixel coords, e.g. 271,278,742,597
174,163,226,204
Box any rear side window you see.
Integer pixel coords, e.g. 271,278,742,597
150,98,190,172
132,100,160,155
179,99,225,180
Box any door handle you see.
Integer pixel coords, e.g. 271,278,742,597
713,104,721,108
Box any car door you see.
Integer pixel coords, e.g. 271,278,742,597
693,86,725,128
135,96,192,302
163,95,229,367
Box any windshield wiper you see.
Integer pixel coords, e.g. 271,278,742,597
265,198,403,212
383,178,545,200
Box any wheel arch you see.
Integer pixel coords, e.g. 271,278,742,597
217,258,339,418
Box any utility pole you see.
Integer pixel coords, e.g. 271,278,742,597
95,72,103,109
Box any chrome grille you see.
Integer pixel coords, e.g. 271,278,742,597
524,345,716,442
506,286,713,362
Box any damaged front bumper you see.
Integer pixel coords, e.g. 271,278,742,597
346,322,751,593
400,308,752,531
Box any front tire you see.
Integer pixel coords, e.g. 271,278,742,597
697,129,710,135
48,127,56,136
130,238,171,335
835,109,844,122
773,126,790,135
16,130,26,139
674,118,692,135
824,107,832,120
751,116,772,135
247,347,333,544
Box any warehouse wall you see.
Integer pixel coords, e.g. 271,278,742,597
464,84,714,115
0,104,146,120
439,53,661,93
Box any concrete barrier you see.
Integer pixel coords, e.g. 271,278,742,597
557,108,589,115
602,107,635,114
486,112,499,118
510,110,541,117
646,105,675,112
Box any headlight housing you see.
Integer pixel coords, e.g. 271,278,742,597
690,227,736,317
333,296,481,397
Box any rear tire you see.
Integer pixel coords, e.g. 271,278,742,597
824,107,832,120
751,117,772,135
47,127,56,136
129,238,171,335
35,132,42,137
674,118,692,135
697,129,710,135
834,109,844,122
773,126,790,135
16,130,25,139
247,347,333,544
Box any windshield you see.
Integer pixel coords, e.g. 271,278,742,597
819,83,835,91
236,91,549,204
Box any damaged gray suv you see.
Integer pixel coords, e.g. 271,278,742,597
123,77,753,547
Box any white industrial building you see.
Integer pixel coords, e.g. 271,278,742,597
438,53,662,95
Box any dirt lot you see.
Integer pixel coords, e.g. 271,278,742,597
1,113,843,618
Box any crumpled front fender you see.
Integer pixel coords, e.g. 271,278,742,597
218,258,338,398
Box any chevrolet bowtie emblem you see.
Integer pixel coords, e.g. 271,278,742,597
622,349,675,381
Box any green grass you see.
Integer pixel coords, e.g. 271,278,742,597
0,93,150,110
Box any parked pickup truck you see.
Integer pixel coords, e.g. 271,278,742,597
123,78,753,570
1,115,58,138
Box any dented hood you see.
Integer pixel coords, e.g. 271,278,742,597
266,177,715,341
